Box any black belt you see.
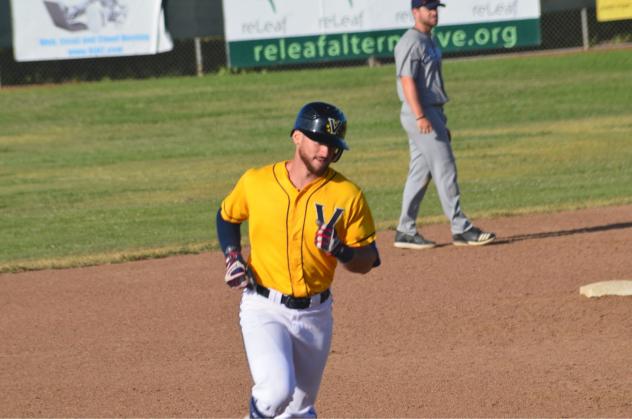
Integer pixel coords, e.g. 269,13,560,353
255,284,330,310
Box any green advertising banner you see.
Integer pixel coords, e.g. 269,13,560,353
222,0,542,69
228,19,540,68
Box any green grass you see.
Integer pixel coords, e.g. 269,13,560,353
1,48,631,272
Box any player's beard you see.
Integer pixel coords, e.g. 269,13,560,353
299,147,330,177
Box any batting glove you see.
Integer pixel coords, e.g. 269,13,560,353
315,220,342,254
314,221,354,263
224,246,252,289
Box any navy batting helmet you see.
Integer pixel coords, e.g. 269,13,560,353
291,102,348,162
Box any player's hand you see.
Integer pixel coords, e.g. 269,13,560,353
224,247,252,289
417,116,433,134
314,220,343,256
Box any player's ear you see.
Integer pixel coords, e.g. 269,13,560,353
291,129,303,146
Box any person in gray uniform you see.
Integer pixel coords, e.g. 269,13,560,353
394,0,496,249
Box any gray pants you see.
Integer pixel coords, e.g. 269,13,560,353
397,105,471,235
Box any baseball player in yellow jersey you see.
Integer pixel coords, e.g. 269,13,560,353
216,102,380,418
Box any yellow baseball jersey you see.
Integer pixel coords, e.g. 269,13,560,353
220,161,376,297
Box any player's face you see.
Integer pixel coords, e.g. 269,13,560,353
295,132,335,176
413,6,439,30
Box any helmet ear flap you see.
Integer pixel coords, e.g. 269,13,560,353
332,147,343,163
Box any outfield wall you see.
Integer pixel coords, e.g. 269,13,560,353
0,0,630,86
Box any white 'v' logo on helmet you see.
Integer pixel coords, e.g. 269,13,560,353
327,118,341,135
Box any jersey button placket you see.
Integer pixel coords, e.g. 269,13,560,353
285,192,298,296
288,192,306,297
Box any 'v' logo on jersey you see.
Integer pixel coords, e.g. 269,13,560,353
315,203,344,228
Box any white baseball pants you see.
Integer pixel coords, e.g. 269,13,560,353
240,287,333,418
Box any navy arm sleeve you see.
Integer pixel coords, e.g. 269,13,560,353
216,209,241,254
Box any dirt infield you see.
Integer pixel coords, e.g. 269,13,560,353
1,205,631,417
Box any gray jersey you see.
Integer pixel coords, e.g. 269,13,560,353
395,28,448,108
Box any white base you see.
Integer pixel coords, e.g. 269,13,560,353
579,280,632,298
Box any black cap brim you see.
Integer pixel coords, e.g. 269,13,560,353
418,1,445,9
297,129,349,150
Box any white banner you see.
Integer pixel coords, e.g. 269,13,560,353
223,0,541,42
12,0,173,62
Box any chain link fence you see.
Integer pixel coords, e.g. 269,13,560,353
0,7,630,87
